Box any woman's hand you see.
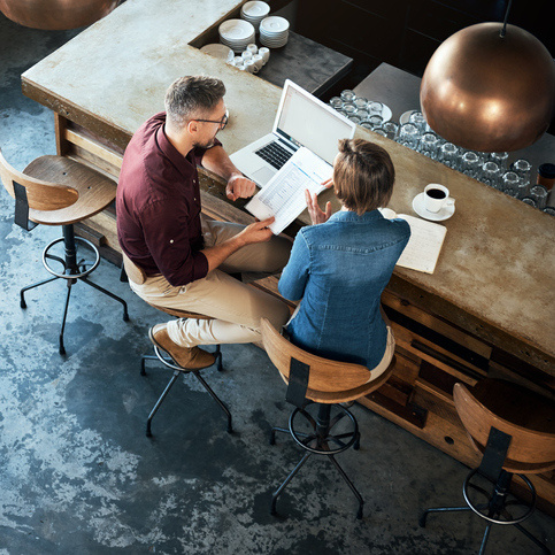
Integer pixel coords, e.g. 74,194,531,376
305,189,332,225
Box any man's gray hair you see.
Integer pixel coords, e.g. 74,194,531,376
164,76,226,129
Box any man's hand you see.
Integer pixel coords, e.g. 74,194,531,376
306,189,332,225
226,173,257,201
237,217,275,245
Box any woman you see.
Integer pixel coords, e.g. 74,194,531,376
278,139,410,376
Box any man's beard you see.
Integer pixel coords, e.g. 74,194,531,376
194,138,215,149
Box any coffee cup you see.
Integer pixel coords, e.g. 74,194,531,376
423,184,455,213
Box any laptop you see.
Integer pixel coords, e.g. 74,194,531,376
230,79,356,187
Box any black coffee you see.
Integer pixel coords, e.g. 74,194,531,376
426,188,447,199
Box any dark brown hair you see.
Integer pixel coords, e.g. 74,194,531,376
164,76,226,129
333,139,395,215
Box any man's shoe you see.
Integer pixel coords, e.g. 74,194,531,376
149,323,216,370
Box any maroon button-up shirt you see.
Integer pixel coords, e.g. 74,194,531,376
116,112,221,287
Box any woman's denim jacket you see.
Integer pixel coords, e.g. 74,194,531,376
278,210,410,368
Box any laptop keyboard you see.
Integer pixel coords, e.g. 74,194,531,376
255,142,293,170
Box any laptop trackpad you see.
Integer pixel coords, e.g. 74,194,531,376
252,166,275,187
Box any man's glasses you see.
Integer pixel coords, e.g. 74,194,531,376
195,109,229,130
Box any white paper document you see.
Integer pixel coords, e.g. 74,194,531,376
381,209,447,274
245,147,332,234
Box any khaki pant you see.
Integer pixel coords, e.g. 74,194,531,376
129,216,292,347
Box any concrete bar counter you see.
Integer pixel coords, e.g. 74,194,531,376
21,0,555,512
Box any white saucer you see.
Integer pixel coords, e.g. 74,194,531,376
381,104,392,124
400,109,417,125
412,193,455,221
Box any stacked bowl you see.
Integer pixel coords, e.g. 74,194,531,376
219,19,256,53
240,1,270,31
259,16,289,48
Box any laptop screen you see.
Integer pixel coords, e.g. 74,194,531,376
274,81,356,165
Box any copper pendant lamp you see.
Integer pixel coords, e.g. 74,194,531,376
0,0,120,30
420,1,555,152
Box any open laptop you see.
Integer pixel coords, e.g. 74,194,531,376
230,79,356,187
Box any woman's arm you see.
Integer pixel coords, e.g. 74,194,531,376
278,232,310,302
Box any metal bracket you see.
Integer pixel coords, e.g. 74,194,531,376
13,181,37,231
479,427,511,483
286,357,309,408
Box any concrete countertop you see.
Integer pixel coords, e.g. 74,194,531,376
21,0,555,367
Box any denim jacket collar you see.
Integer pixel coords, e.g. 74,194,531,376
328,209,383,224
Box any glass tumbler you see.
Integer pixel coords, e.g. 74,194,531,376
419,132,439,159
366,115,383,129
481,161,501,188
383,122,399,141
501,171,520,196
529,185,548,209
368,101,383,117
408,111,427,133
461,151,481,178
355,108,369,120
329,96,343,110
438,142,460,170
397,123,420,149
353,97,368,110
490,152,509,171
348,115,362,125
372,127,388,137
340,89,356,103
343,104,357,117
511,159,532,184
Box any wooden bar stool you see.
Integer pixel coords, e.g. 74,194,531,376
420,379,555,554
0,149,128,355
122,254,232,438
261,317,397,519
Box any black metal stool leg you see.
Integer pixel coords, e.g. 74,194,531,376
80,276,129,321
513,523,551,554
269,426,290,445
328,453,364,519
20,276,61,308
478,523,493,555
192,371,233,433
214,344,223,371
146,370,180,437
271,451,312,516
419,506,474,527
140,354,160,376
58,280,74,355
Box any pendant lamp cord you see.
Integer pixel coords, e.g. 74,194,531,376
500,0,513,38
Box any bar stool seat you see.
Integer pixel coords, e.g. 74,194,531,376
0,150,128,355
122,253,232,438
420,379,555,555
261,317,397,520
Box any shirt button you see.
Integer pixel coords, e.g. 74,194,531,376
194,197,197,201
170,240,174,244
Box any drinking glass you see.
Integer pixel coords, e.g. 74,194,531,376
529,185,548,209
461,151,481,178
397,123,420,149
242,50,253,61
490,152,509,171
355,108,369,120
408,111,426,133
383,122,399,141
360,122,373,131
329,96,343,110
367,115,383,129
511,158,532,184
368,101,383,117
348,115,362,125
419,132,439,159
372,127,387,137
438,142,460,170
340,89,356,103
521,197,537,208
514,177,530,200
501,171,520,196
543,207,555,216
353,97,368,110
343,104,357,117
481,161,501,188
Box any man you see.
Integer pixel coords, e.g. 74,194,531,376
117,76,291,369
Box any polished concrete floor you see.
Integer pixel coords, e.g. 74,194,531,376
0,11,553,555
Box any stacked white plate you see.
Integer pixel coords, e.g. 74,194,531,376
259,16,289,48
219,19,256,53
240,1,270,31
